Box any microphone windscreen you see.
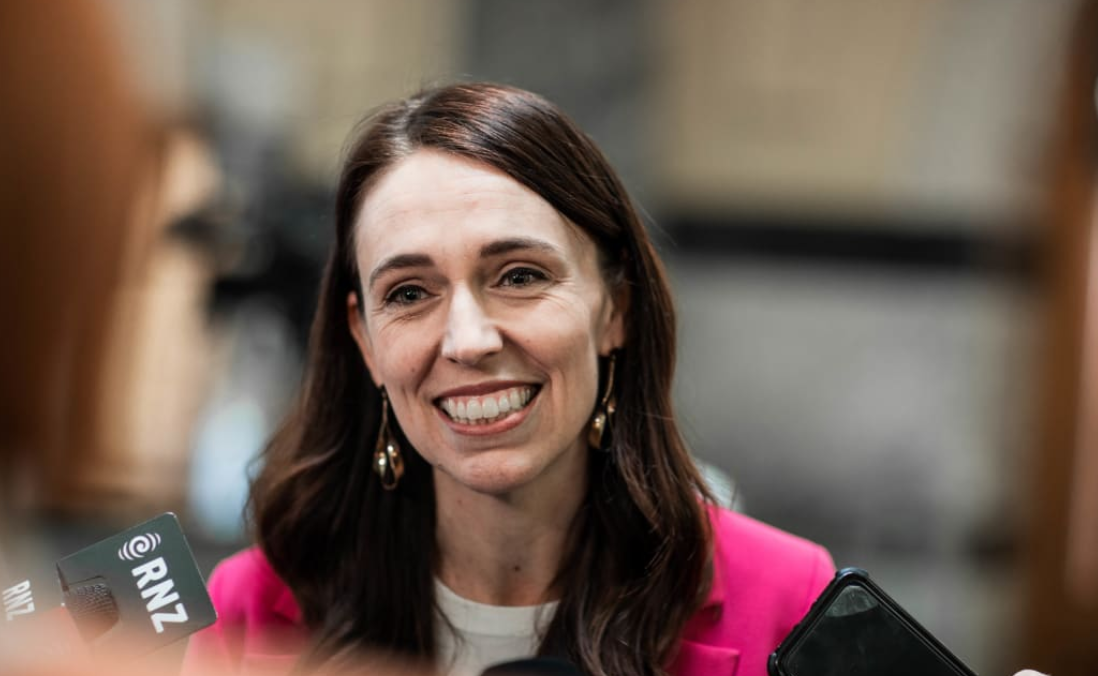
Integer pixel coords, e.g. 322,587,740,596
480,657,582,675
62,579,119,642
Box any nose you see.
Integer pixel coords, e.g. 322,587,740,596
441,286,503,365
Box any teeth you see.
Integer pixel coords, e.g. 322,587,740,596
483,398,499,418
439,386,536,425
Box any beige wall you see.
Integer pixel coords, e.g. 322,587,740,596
655,0,1075,226
196,0,463,177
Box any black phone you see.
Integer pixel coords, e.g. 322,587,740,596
768,568,978,676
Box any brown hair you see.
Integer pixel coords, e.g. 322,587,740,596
250,82,712,676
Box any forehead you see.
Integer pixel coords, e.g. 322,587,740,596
353,150,592,265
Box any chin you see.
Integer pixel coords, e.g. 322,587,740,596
441,454,544,496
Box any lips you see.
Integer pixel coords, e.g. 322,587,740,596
436,385,539,425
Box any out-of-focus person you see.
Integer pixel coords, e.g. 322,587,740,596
0,0,146,563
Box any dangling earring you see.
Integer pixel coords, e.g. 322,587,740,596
588,352,617,450
374,388,404,490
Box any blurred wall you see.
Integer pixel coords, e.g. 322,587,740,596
657,0,1072,220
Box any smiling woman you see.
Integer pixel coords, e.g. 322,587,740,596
348,150,622,502
183,83,835,676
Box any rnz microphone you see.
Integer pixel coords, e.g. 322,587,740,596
1,513,216,659
2,567,87,660
481,657,582,675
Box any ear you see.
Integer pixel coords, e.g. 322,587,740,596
598,283,629,355
347,291,382,387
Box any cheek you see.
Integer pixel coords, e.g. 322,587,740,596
513,304,594,358
369,322,435,384
512,305,602,393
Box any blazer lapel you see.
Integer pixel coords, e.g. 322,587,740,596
272,587,302,624
668,640,740,676
668,541,740,675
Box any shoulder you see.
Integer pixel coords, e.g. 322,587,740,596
673,507,833,675
708,507,833,595
707,507,833,619
182,547,305,675
205,547,300,624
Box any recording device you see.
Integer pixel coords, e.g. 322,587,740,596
1,564,82,659
768,568,977,676
1,513,217,657
481,657,582,675
2,566,63,623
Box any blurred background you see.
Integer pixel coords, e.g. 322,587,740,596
2,0,1097,674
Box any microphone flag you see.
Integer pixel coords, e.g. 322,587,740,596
55,512,217,653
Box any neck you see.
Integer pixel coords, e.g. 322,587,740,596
433,457,587,606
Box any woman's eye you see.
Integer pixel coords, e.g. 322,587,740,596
384,285,429,306
499,267,546,288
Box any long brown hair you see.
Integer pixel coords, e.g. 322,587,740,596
250,82,713,676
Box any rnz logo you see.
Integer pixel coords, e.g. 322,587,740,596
2,580,34,621
118,533,161,561
131,557,189,633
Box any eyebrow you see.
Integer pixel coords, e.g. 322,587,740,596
367,237,564,290
367,253,434,290
478,237,562,259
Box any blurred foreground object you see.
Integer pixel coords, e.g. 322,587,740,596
1,639,437,676
1023,0,1098,674
0,0,220,526
0,0,146,517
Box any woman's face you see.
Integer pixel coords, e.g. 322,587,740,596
347,149,624,498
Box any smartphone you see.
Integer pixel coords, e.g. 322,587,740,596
768,568,978,676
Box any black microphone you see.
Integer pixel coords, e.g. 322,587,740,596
62,580,120,642
481,657,583,675
1,513,216,658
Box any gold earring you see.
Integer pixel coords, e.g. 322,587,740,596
374,389,404,490
588,352,617,450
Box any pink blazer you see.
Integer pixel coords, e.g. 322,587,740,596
184,508,833,676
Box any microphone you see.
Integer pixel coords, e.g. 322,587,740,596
2,565,86,659
1,513,216,658
481,658,583,675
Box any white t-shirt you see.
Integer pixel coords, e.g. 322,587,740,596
434,579,559,676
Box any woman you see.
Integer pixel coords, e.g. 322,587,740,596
184,82,834,676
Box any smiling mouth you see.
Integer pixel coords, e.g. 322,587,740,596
436,386,539,425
